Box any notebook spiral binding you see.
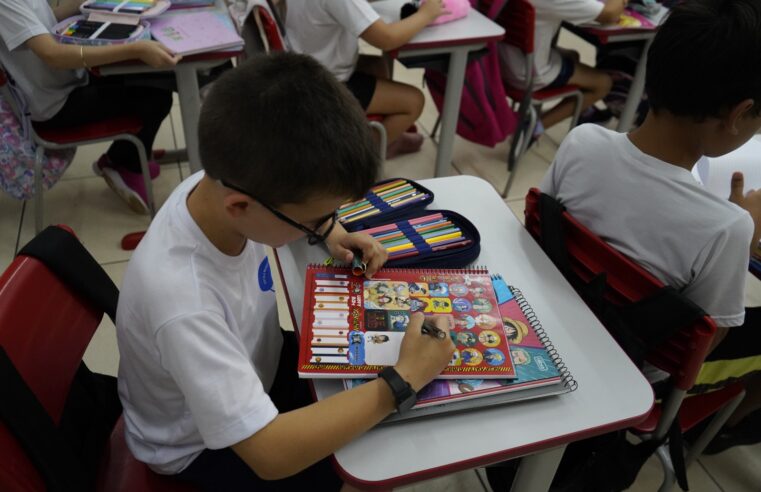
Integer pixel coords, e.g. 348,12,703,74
308,264,488,275
509,285,578,392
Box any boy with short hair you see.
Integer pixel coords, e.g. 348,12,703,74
115,52,455,490
540,0,761,453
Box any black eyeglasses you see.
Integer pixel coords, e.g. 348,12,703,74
219,180,338,245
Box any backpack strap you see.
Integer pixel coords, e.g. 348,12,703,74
17,226,118,322
0,347,89,492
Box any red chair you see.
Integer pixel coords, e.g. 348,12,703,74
524,188,745,492
242,1,388,160
0,225,195,492
498,0,584,197
0,66,156,234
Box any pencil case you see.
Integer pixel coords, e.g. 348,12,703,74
53,0,170,46
338,178,481,269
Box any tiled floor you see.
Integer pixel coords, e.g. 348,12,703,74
2,32,760,491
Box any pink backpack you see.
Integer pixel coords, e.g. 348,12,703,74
423,0,516,147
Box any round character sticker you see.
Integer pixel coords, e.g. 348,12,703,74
452,298,472,312
455,331,478,347
503,317,529,344
469,286,486,297
478,330,501,347
472,298,493,313
511,348,532,365
454,314,476,330
475,314,497,329
483,348,506,366
461,348,483,366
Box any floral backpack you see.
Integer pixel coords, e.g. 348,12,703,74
0,70,74,201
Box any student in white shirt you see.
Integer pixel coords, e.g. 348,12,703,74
499,0,626,132
541,0,761,454
285,0,446,158
0,0,179,214
117,53,455,491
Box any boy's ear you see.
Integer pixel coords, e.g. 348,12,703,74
726,98,756,135
222,193,252,217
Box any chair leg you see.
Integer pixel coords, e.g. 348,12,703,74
34,146,45,234
655,444,677,492
126,135,156,217
569,92,584,131
503,104,536,198
368,121,387,162
431,115,441,143
684,389,745,466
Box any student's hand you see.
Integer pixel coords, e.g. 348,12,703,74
394,314,455,391
134,41,182,68
419,0,449,21
729,171,761,226
326,230,388,278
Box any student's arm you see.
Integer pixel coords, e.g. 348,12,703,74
231,313,455,480
360,0,446,51
728,172,761,255
52,0,86,21
24,34,180,70
596,0,628,25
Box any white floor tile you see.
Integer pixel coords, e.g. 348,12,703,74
82,261,127,377
396,469,486,492
381,136,438,181
505,198,526,225
626,454,721,492
698,443,761,492
171,105,186,150
17,165,183,264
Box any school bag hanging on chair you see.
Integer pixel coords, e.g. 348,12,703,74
0,69,74,201
423,0,517,147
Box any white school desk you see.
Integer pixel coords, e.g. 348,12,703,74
563,24,656,132
371,1,505,177
271,175,653,491
97,0,241,173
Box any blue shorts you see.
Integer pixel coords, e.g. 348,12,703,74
545,56,576,90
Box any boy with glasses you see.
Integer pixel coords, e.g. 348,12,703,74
115,52,456,491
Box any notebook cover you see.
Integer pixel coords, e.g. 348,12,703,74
298,265,516,379
149,11,243,55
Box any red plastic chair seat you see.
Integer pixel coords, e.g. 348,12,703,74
32,116,144,145
633,382,745,434
96,417,197,492
504,83,581,103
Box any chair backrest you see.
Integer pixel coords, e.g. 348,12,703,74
498,0,535,55
524,188,715,390
0,226,103,491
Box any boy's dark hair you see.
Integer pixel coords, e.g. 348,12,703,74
646,0,761,120
199,52,380,205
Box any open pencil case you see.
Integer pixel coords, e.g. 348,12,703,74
53,0,171,46
338,177,481,269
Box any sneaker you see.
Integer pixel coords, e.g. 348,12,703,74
94,157,152,214
92,154,161,180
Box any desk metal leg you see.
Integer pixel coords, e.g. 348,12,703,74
509,445,566,492
175,65,203,173
435,47,469,177
616,37,653,132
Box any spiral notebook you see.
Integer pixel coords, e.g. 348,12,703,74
298,265,517,379
345,275,577,422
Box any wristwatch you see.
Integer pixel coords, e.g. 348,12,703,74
379,367,417,414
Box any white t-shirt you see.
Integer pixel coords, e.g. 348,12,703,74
285,0,380,81
116,171,283,474
0,0,87,121
498,0,603,90
540,124,753,327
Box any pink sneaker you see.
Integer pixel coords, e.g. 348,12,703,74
92,154,161,179
93,156,152,214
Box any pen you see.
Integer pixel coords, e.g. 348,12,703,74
421,319,447,340
350,250,366,276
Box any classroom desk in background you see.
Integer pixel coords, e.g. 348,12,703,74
563,23,656,132
271,175,653,492
97,0,241,173
371,0,505,178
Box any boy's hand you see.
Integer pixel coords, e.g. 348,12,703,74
394,314,455,392
326,230,388,277
729,172,761,252
135,41,182,68
419,0,449,21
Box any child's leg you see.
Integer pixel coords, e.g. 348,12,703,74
365,79,425,144
355,54,390,80
540,62,613,130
